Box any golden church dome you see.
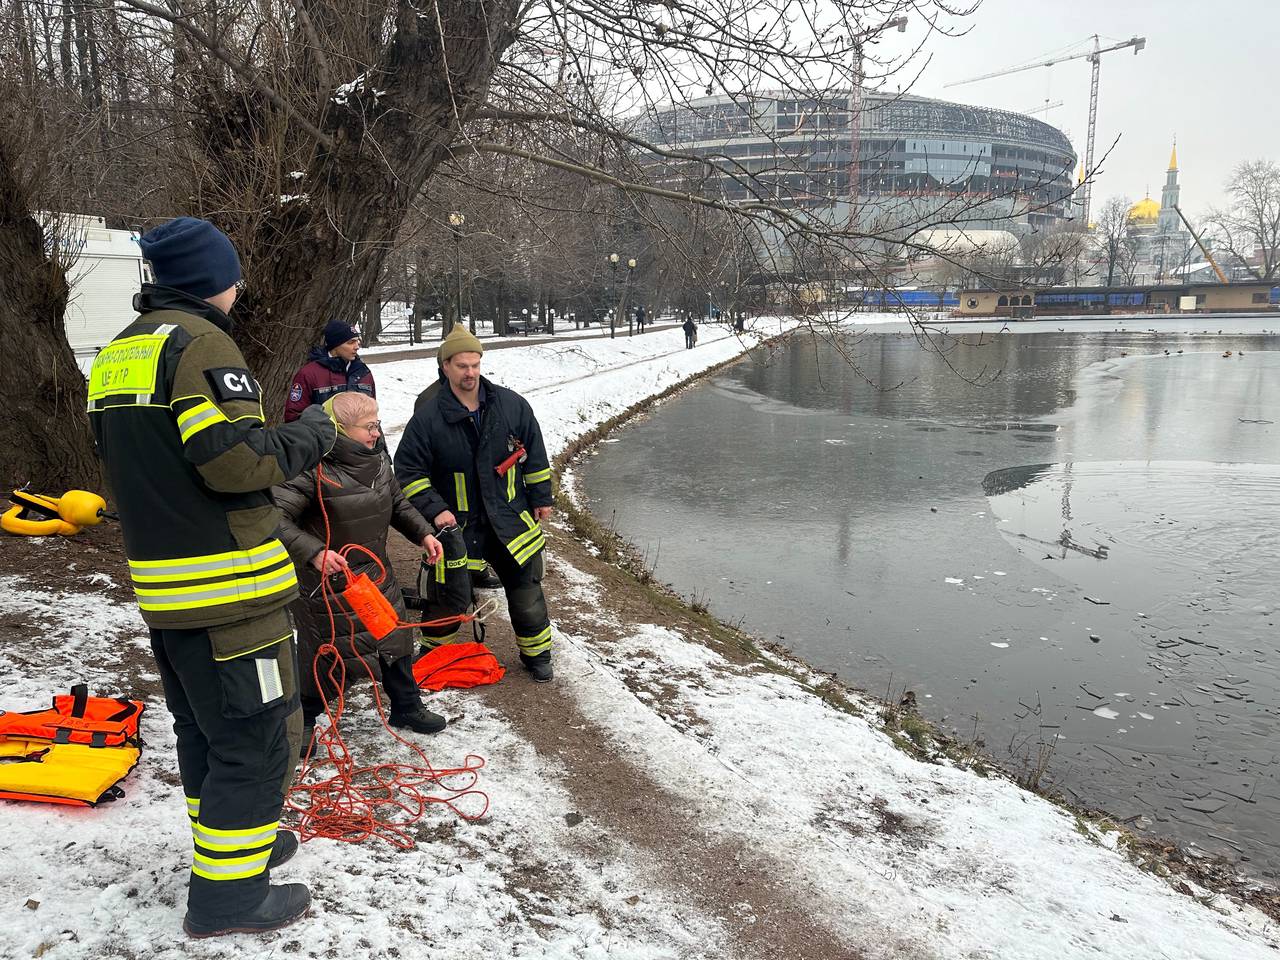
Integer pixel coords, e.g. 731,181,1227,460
1128,196,1161,223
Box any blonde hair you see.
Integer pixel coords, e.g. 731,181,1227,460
330,391,378,428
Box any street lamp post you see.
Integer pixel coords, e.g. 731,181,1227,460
608,253,619,339
625,258,637,335
706,290,713,321
448,211,465,336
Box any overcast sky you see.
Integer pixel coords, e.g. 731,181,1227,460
881,0,1276,215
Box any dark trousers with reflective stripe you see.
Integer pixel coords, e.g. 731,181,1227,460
150,627,301,917
482,529,552,657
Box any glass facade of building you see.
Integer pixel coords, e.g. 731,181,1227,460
640,92,1078,232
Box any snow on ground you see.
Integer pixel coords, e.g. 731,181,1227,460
5,316,1278,957
359,310,903,358
0,576,728,959
372,318,796,458
360,321,665,355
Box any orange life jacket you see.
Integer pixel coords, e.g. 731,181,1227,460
0,684,144,747
412,642,505,690
0,685,144,807
0,739,141,807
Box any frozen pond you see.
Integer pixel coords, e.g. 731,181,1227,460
577,320,1280,878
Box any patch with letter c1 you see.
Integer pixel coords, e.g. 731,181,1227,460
205,367,263,403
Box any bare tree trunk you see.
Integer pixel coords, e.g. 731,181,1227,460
216,3,517,415
82,1,105,111
0,144,100,490
71,0,92,103
13,0,37,93
37,0,57,82
104,1,131,123
362,295,381,345
59,0,74,86
412,249,428,344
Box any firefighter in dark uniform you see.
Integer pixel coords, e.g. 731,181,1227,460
87,218,335,937
394,327,556,681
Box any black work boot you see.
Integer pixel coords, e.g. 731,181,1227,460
520,651,554,683
183,883,311,938
471,564,503,590
388,703,448,734
267,829,298,869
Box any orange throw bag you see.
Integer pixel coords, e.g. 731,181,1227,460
342,571,399,641
412,642,505,691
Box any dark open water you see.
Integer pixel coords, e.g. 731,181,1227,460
577,319,1280,878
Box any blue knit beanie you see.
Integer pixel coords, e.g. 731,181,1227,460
139,217,241,299
323,319,359,351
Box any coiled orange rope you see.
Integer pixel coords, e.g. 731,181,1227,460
285,463,490,849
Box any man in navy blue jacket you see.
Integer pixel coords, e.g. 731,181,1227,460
394,327,556,682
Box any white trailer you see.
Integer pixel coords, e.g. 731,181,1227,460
54,215,148,373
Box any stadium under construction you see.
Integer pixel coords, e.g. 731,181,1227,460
640,90,1079,240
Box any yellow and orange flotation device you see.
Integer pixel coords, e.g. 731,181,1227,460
0,489,115,537
0,685,144,806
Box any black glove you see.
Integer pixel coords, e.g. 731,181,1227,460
299,403,338,454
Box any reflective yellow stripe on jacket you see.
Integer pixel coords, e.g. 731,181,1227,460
128,539,297,614
175,399,228,443
524,468,552,486
403,477,432,498
506,511,545,565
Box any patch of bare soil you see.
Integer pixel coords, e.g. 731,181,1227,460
0,523,133,601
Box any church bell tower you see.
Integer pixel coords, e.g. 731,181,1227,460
1157,140,1181,235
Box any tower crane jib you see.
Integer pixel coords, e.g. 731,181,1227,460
943,35,1146,228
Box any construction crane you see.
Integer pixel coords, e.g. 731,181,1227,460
1173,205,1230,284
945,35,1146,228
848,16,908,226
1024,99,1065,117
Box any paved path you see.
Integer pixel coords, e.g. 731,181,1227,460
364,322,682,364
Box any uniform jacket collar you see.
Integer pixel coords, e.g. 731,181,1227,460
134,283,234,334
308,346,370,380
437,376,491,425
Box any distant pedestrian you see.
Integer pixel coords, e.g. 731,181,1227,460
682,316,697,349
284,320,375,422
635,306,646,332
